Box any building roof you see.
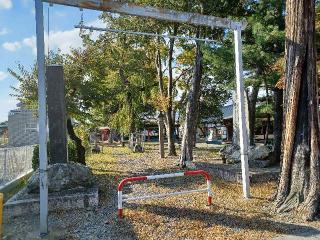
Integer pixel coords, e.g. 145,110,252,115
222,104,233,120
202,104,233,124
0,121,8,128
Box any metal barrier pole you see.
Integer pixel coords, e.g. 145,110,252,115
118,190,123,218
117,170,212,218
207,180,212,205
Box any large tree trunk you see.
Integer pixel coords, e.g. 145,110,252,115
264,114,271,145
165,25,178,156
66,118,86,165
156,37,165,97
264,80,270,145
180,37,202,167
275,0,319,221
247,85,260,146
271,88,283,165
156,37,166,158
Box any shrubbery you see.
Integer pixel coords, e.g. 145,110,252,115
32,141,78,170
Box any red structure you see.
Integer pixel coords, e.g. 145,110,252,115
117,170,212,217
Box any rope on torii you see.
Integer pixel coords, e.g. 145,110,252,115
74,24,218,43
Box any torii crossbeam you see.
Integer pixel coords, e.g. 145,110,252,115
35,0,250,236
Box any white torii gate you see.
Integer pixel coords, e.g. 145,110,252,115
34,0,250,235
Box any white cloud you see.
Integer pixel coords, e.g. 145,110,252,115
0,0,12,10
54,11,67,17
7,18,105,55
23,36,36,54
21,29,82,55
0,27,8,36
48,29,83,54
2,41,21,51
46,19,104,54
0,71,7,81
21,0,31,6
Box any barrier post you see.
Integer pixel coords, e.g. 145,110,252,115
117,170,212,218
207,180,212,205
118,190,123,218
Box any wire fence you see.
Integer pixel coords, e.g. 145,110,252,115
0,145,34,187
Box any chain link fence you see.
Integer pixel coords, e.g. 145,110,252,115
0,145,34,187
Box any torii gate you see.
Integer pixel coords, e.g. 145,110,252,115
34,0,250,235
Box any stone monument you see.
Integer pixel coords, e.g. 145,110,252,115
46,65,68,163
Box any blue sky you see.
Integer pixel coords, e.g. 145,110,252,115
0,0,102,122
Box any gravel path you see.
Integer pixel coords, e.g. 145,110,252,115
4,144,320,239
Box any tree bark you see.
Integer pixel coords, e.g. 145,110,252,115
66,118,86,165
275,0,319,220
180,37,202,167
158,112,165,158
264,80,270,145
271,88,283,165
121,133,125,147
247,85,260,146
166,25,178,156
264,114,270,145
108,129,113,144
156,37,165,97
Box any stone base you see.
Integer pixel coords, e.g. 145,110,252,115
4,186,98,219
209,164,279,183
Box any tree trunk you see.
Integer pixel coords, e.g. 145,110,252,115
264,80,270,145
156,37,165,97
166,25,178,156
121,133,125,147
264,114,270,145
247,85,260,146
271,88,283,165
275,0,319,221
158,112,165,158
108,129,113,144
66,118,86,165
180,37,202,167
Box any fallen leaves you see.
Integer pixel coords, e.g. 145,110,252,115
85,143,301,240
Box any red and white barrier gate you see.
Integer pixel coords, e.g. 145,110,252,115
117,170,212,217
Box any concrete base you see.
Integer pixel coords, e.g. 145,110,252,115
210,164,279,183
197,160,280,183
4,186,98,220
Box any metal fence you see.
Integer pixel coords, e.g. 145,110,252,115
0,145,34,187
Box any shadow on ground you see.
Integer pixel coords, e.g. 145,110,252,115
128,203,320,237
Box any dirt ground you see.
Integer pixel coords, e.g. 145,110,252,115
4,143,320,239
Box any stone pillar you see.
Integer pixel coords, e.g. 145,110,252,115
46,65,68,163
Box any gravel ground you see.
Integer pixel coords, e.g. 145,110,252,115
4,143,320,239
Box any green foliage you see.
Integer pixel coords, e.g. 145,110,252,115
256,103,273,118
32,141,78,170
9,0,287,140
32,144,50,170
